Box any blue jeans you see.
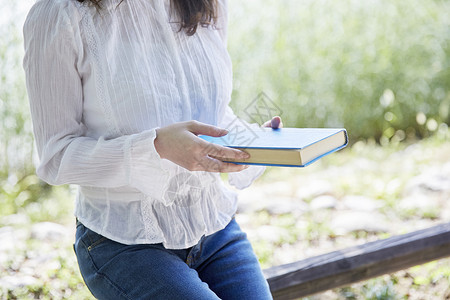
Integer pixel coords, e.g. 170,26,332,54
74,218,272,299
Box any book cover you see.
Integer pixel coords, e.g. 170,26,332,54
199,127,348,167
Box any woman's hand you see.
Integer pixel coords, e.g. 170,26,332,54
262,116,283,129
154,120,250,172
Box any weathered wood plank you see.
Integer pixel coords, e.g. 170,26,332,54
263,222,450,299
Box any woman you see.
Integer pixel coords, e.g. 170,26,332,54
23,0,282,298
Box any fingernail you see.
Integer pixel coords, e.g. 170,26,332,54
241,152,250,159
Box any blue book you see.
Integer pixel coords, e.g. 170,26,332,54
199,127,348,167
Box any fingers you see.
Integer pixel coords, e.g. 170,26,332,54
191,139,250,172
271,116,282,128
187,120,228,137
262,120,271,127
263,116,283,129
156,121,252,173
198,139,249,161
198,155,249,173
167,120,252,173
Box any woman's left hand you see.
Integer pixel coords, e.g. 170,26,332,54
262,116,283,129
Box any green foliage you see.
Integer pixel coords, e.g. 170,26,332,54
228,0,450,142
0,240,92,300
0,173,49,216
362,280,396,300
0,1,35,174
0,0,49,219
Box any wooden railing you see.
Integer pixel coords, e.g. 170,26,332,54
263,222,450,299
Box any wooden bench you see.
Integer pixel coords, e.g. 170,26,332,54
263,222,450,299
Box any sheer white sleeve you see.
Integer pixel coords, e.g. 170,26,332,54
218,106,266,189
23,0,170,201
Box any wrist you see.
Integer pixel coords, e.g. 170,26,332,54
153,128,166,159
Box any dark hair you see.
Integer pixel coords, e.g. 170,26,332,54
76,0,218,36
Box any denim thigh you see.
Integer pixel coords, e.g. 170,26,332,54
74,222,220,300
74,219,272,300
190,219,273,300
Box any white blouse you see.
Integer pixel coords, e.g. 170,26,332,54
23,0,265,249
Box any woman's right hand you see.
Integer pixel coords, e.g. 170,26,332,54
154,120,250,173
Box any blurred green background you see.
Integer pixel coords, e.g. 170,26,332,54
1,0,449,216
0,0,449,299
228,0,450,143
